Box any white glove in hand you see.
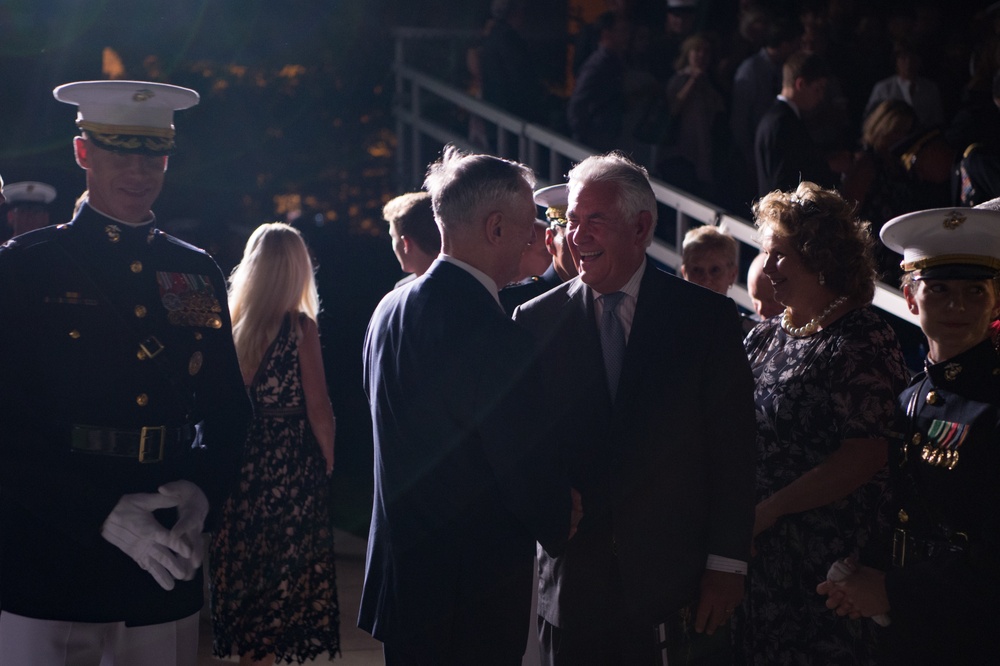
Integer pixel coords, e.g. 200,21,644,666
101,492,191,591
826,558,891,627
158,480,209,571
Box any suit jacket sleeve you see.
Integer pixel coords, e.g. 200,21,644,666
700,299,758,561
478,321,572,557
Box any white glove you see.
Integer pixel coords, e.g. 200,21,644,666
157,480,209,571
101,492,193,591
825,558,891,627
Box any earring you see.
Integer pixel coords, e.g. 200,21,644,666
818,272,826,286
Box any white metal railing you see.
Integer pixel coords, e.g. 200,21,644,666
391,28,915,326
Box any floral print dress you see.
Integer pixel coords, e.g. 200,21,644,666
211,314,340,663
733,307,909,666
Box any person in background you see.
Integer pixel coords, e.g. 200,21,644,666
657,32,726,198
746,252,782,320
360,146,579,665
1,180,56,238
568,11,631,152
500,183,578,314
819,207,1000,666
0,79,251,665
755,51,846,196
733,181,910,665
841,99,919,244
680,224,738,296
954,72,1000,207
730,15,801,178
383,191,440,289
863,41,944,131
210,222,340,666
478,0,546,124
509,219,555,285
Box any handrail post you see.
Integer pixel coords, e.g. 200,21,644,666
394,34,406,189
410,83,422,188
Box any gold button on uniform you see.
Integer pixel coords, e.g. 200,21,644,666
130,260,143,273
68,329,81,339
189,351,203,376
136,394,149,407
134,305,147,318
193,332,203,341
926,390,939,405
898,509,909,524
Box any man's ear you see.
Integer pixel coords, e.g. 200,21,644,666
485,210,504,246
633,210,653,247
74,137,89,169
544,227,558,257
400,235,412,256
903,284,919,315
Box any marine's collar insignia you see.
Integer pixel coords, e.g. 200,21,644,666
943,362,962,382
105,224,121,243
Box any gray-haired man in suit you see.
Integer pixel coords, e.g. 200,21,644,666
514,152,756,665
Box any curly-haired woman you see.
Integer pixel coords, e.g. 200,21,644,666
733,182,910,665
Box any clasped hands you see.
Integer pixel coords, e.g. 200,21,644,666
815,557,891,624
101,479,209,591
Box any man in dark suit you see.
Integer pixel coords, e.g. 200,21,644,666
360,146,578,665
754,51,842,196
514,152,756,665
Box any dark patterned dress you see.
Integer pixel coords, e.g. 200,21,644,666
733,307,910,666
211,314,340,663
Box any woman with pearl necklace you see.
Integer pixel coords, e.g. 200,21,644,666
732,181,911,665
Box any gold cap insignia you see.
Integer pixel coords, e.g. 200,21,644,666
943,212,966,230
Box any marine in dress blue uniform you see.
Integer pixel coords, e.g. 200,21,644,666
1,180,57,238
819,207,1000,665
0,80,251,665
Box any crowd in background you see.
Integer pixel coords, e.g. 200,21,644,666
471,0,1000,272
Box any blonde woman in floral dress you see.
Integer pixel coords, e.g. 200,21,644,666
211,222,340,665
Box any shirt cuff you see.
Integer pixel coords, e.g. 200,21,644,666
706,554,747,575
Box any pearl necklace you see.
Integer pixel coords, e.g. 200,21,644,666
781,296,848,337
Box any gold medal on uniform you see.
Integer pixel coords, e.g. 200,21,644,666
156,272,223,327
920,418,970,470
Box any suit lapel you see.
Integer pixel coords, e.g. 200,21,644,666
615,265,672,414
